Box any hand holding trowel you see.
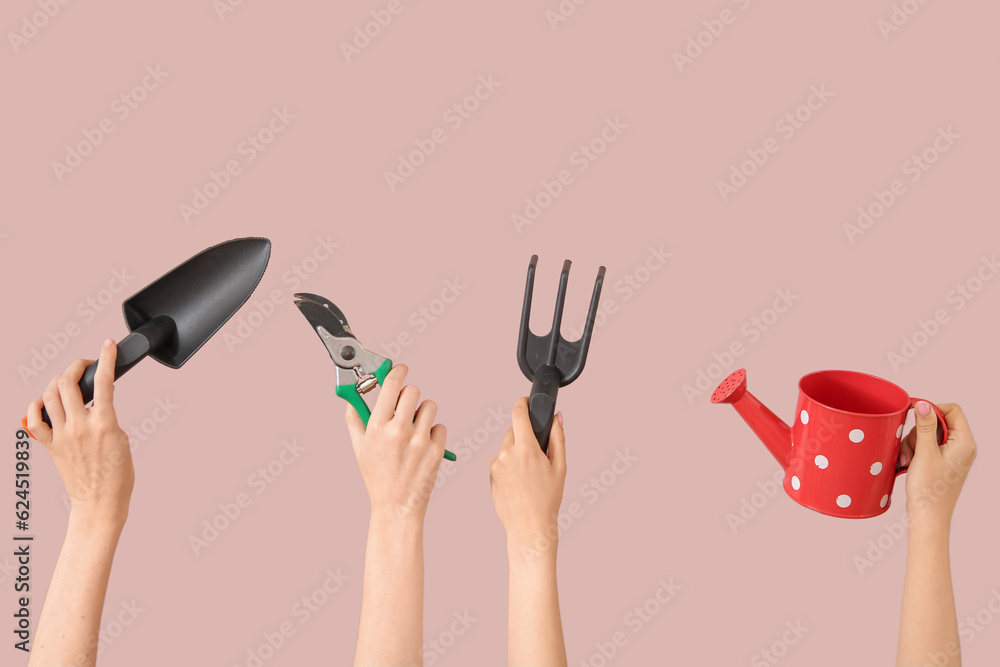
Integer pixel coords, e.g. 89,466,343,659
22,238,272,431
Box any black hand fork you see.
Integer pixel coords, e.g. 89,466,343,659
517,255,605,453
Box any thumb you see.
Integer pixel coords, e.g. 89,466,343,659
913,401,942,459
344,403,365,459
546,411,567,472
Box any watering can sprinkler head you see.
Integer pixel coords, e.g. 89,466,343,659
712,368,793,470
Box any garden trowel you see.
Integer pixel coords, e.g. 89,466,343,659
27,237,272,428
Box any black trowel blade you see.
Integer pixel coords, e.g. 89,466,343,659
121,237,271,368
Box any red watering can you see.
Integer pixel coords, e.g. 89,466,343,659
712,368,947,519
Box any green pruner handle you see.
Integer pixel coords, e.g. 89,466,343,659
337,359,456,461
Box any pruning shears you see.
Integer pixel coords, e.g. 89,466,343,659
294,292,456,461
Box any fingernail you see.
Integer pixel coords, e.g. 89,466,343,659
20,417,34,440
556,411,564,427
916,400,931,417
899,453,909,467
104,338,114,348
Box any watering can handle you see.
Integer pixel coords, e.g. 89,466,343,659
896,397,949,474
36,316,176,428
528,365,561,454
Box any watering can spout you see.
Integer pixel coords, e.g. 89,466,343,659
712,369,792,469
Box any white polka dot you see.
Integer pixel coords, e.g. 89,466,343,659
880,494,889,508
849,429,865,443
870,462,883,475
896,425,904,439
790,475,801,490
815,455,829,469
836,494,852,508
800,410,809,425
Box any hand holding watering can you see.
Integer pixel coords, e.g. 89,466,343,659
713,368,948,519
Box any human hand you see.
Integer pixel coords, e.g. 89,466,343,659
898,402,976,529
489,397,567,552
345,365,447,521
25,340,134,528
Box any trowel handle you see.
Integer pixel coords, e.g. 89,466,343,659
39,316,176,428
528,365,561,454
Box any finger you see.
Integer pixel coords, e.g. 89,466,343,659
41,374,66,432
499,425,515,453
59,358,94,422
414,399,438,433
370,365,408,424
24,397,53,448
394,385,421,424
92,339,118,409
913,400,942,459
345,403,365,458
429,423,447,451
937,403,971,435
511,397,539,450
546,411,567,471
897,433,915,468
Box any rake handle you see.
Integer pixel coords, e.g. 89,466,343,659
528,365,561,453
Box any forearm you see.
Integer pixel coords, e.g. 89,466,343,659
29,513,124,667
897,519,960,667
354,510,425,667
507,538,566,667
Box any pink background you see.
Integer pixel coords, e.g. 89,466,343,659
3,1,998,665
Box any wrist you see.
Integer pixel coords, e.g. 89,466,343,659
369,505,425,534
68,503,129,534
66,510,127,548
506,526,559,565
906,513,951,543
